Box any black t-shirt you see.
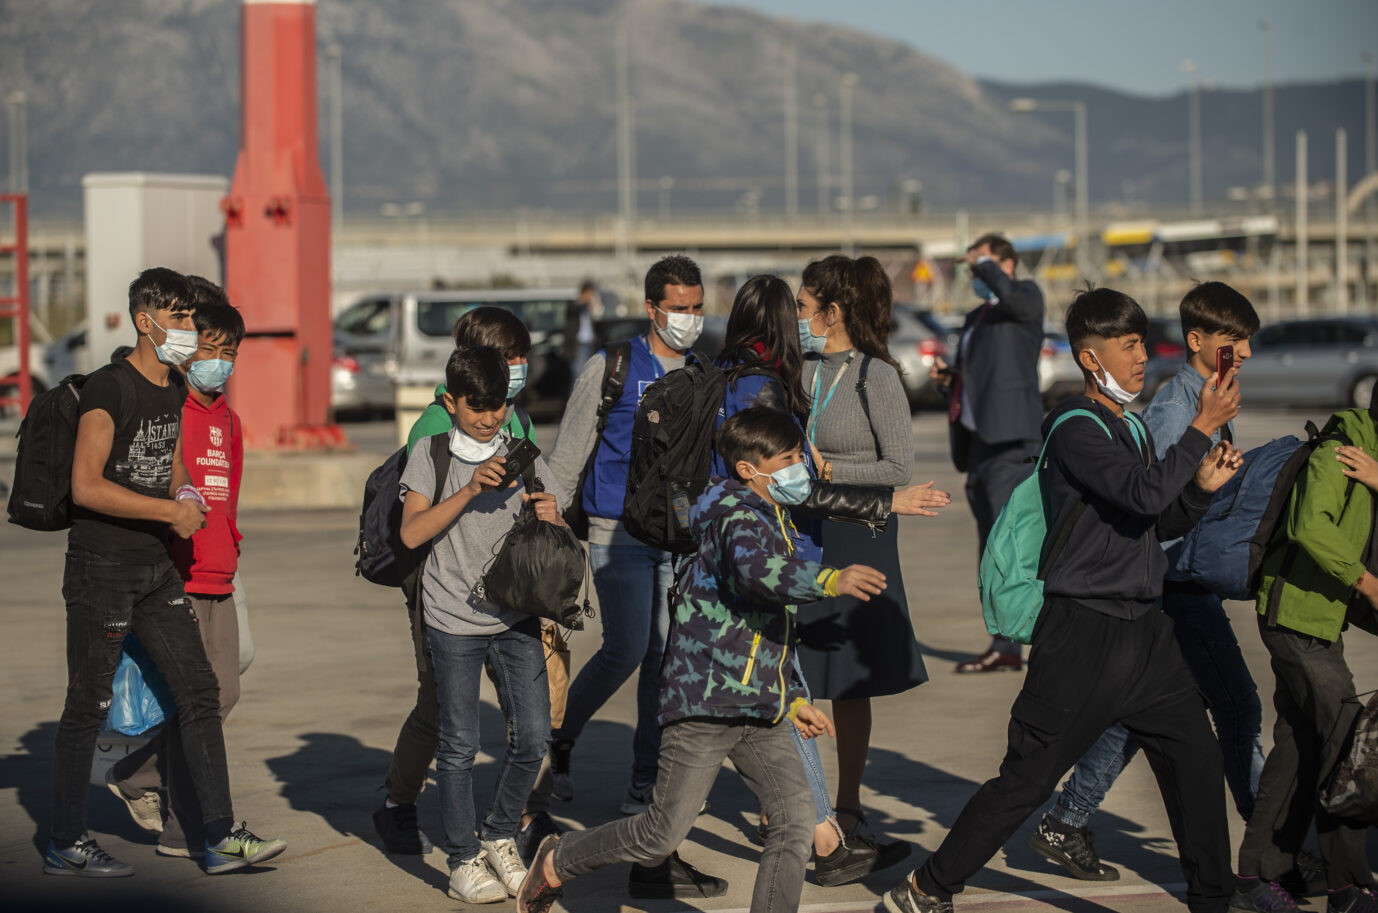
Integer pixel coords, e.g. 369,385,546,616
68,359,186,563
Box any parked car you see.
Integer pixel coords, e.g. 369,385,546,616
890,309,948,411
1142,316,1189,396
1241,316,1378,409
1039,331,1083,407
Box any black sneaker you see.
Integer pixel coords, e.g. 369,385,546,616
628,851,728,899
1230,878,1301,912
814,832,911,887
1329,885,1378,913
372,801,433,855
1278,850,1327,899
1028,814,1119,881
517,812,563,867
549,739,573,802
883,875,954,913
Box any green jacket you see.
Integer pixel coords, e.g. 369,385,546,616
1256,408,1377,642
405,383,534,456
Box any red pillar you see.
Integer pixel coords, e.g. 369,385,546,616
223,0,341,448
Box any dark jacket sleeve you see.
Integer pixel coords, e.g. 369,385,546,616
971,258,1043,324
795,480,890,528
1048,414,1214,519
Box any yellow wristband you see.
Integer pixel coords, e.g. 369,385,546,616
785,697,810,723
818,569,841,598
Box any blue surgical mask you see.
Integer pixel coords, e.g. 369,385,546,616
187,358,235,393
150,318,199,366
798,315,828,356
506,362,527,400
751,460,812,506
971,277,996,301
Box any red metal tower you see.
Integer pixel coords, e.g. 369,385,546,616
223,0,342,448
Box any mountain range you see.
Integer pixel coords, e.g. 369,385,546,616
1,0,1370,220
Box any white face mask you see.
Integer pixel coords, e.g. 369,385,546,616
654,307,703,351
149,317,199,366
1088,351,1139,405
448,426,502,464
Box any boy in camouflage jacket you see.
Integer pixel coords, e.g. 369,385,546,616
517,406,886,913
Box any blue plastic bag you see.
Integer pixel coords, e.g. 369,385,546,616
104,633,175,736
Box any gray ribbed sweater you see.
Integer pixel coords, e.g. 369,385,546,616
802,349,914,488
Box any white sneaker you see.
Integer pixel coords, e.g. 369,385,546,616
481,837,527,896
447,854,507,904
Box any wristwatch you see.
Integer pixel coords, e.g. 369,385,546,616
821,461,834,483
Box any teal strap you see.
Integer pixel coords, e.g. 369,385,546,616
1036,408,1112,470
1124,412,1148,462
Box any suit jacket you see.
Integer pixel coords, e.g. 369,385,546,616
952,258,1045,449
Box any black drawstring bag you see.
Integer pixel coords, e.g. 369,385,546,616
476,472,592,630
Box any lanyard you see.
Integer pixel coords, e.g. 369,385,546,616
807,350,855,447
642,334,667,380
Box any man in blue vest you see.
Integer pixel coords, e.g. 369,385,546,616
520,255,726,899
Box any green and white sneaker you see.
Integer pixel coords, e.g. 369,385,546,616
204,822,287,874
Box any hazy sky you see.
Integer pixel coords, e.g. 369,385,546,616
730,0,1377,96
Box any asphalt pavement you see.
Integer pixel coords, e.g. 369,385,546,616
3,408,1376,913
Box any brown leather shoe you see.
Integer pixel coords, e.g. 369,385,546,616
955,649,1022,673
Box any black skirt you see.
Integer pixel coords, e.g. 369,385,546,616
795,517,928,700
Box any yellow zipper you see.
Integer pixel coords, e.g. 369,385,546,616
742,632,761,684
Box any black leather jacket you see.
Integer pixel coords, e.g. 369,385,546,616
798,479,890,531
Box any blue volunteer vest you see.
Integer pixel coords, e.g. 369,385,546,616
583,334,667,520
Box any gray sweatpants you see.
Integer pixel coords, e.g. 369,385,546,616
554,719,814,913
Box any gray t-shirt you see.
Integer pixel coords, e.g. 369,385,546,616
399,434,557,635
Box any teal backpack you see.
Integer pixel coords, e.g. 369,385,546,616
979,409,1146,644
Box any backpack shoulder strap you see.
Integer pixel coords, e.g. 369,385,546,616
1033,409,1110,580
1038,408,1111,465
595,341,632,435
856,355,873,426
427,432,451,506
107,362,139,434
1123,411,1149,465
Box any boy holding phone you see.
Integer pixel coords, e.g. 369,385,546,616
1029,281,1265,883
396,346,561,903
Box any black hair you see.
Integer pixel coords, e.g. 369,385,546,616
128,267,193,318
1179,281,1261,341
717,274,810,424
1065,286,1148,359
644,254,702,304
968,233,1017,266
445,346,509,411
801,254,899,371
451,306,531,360
184,276,246,347
716,406,804,482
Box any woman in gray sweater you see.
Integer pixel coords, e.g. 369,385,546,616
796,255,942,843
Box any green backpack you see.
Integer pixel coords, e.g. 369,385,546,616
979,409,1144,644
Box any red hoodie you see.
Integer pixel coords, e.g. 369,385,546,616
170,393,243,595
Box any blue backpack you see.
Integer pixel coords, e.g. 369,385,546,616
1171,422,1352,600
980,409,1123,644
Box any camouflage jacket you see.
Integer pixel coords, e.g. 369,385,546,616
658,478,833,728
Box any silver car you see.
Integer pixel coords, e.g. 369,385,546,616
1242,316,1378,409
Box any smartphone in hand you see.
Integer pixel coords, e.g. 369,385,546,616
1216,344,1234,385
493,437,541,489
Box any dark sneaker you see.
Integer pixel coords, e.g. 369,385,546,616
43,837,134,878
372,801,433,855
1230,878,1301,912
1279,851,1327,899
1329,885,1378,913
1028,814,1119,881
815,832,910,887
549,739,574,802
105,768,163,834
883,874,954,913
517,812,563,867
205,822,287,874
628,851,728,899
516,835,562,913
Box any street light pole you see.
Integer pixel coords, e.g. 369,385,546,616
813,93,830,216
784,42,798,219
327,44,343,240
1364,51,1375,308
615,22,635,260
1010,98,1090,277
840,73,859,255
1261,20,1275,205
1183,60,1202,214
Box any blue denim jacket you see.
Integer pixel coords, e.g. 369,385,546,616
1140,362,1235,574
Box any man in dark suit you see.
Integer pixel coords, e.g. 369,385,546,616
931,233,1045,673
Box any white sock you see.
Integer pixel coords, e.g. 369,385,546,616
385,799,400,809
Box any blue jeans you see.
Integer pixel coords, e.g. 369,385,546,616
789,655,833,825
1053,590,1264,827
553,542,671,787
427,619,549,868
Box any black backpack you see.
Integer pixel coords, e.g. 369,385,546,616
355,433,450,587
562,341,631,538
623,359,775,553
8,367,136,532
478,467,592,630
